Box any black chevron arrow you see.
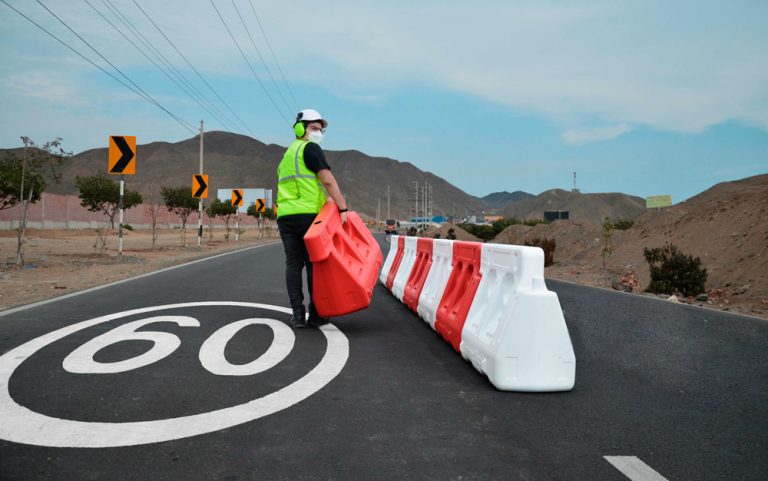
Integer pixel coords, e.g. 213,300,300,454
256,198,265,212
232,190,243,206
110,136,134,173
193,175,207,197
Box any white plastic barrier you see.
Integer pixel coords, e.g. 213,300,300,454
416,239,454,329
391,236,418,301
460,243,575,392
379,235,400,286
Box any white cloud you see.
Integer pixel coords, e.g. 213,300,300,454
562,124,632,145
1,72,82,105
277,1,768,134
2,0,768,147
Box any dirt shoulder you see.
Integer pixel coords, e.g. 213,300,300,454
0,228,280,311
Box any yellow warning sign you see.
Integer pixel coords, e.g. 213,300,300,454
192,174,208,198
231,189,244,206
108,136,136,174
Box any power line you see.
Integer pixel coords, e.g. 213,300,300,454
84,0,240,134
248,0,300,110
102,0,232,129
111,0,239,133
208,0,291,125
0,0,196,135
34,0,197,133
230,0,293,115
131,0,255,136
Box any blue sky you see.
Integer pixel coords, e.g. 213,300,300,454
1,0,766,202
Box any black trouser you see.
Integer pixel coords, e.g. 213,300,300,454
277,214,317,316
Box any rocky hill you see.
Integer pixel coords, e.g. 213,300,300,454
0,133,681,224
494,174,768,317
500,188,647,223
480,190,534,210
2,132,486,220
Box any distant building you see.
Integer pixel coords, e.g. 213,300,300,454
544,210,569,221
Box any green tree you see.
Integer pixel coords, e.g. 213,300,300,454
246,203,276,238
161,186,199,245
10,137,70,266
0,153,45,211
207,198,238,240
246,203,276,220
75,171,143,254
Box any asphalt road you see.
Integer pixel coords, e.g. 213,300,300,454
1,234,766,481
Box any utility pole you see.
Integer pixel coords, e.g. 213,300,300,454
197,120,204,247
387,184,390,219
377,197,381,222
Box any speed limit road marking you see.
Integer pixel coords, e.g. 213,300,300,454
0,302,349,448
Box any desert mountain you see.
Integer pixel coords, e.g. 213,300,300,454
12,132,487,219
500,189,647,223
1,133,665,223
494,173,768,314
480,191,534,210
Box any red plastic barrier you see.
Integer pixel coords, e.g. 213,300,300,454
434,241,483,352
304,202,383,317
402,238,434,312
385,236,406,291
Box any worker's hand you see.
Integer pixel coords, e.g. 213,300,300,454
341,211,348,224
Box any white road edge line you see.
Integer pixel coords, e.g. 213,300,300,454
604,456,670,481
0,242,281,319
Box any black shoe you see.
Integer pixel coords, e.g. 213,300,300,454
308,314,330,327
290,315,308,328
308,303,331,327
290,307,307,329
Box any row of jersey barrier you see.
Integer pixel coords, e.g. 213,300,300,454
379,235,576,392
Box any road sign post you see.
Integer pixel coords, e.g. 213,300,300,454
231,189,244,242
108,135,136,256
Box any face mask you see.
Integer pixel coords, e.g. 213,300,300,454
308,130,324,144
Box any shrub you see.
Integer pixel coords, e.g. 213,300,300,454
123,223,133,231
612,219,634,230
643,244,708,297
524,237,556,267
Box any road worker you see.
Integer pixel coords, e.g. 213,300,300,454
276,109,348,328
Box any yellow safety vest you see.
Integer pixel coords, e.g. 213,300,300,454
276,140,326,217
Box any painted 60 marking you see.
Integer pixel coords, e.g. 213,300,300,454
0,302,349,448
63,316,294,376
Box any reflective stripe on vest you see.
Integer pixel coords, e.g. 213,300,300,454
276,140,326,217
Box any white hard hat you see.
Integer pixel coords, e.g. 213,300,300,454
295,109,328,128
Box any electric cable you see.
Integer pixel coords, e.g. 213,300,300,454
208,0,291,125
0,0,196,135
230,0,293,115
131,0,255,136
107,0,237,132
248,0,300,110
35,0,197,132
84,0,240,134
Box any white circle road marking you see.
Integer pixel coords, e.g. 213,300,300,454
0,302,349,448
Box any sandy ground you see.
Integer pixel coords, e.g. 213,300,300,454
0,227,280,311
